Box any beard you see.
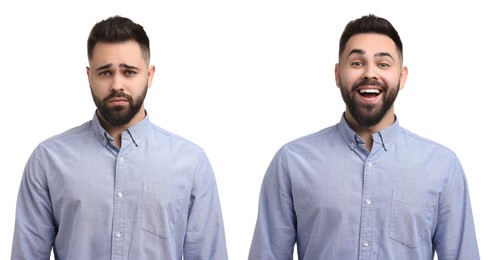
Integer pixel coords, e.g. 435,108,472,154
91,86,148,126
340,78,400,127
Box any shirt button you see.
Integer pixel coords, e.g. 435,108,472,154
115,232,122,238
116,192,123,198
365,199,371,205
119,157,124,162
368,162,373,167
362,240,369,247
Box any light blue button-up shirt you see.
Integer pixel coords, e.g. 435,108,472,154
12,112,228,260
249,115,479,260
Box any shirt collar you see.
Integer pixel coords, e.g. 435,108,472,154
91,110,151,147
338,113,401,151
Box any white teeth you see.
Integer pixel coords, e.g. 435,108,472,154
359,89,379,94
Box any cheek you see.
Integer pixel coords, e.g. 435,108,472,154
89,83,109,99
338,71,359,88
341,65,364,79
383,73,402,87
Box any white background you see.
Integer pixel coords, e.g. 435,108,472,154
1,1,488,259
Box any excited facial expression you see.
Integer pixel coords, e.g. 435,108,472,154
335,33,407,127
86,40,154,127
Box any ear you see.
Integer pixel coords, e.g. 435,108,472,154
399,66,408,90
147,65,156,88
334,63,341,88
86,66,91,84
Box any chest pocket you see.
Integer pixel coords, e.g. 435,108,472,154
141,183,185,239
389,189,438,248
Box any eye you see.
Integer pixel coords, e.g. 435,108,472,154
125,70,136,76
98,71,111,76
378,62,390,69
351,61,363,67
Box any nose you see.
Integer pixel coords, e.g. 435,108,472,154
111,74,124,92
362,63,378,80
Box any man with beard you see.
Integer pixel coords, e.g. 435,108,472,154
248,14,479,260
11,16,228,259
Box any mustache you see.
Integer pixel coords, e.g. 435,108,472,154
103,92,132,102
352,79,387,91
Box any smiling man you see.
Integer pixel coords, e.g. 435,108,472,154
11,16,228,260
248,14,479,260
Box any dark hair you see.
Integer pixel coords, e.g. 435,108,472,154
338,14,403,62
87,15,150,64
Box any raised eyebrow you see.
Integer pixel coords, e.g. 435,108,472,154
375,52,394,60
347,49,394,61
348,49,365,57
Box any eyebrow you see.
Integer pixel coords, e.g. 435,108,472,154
95,63,140,71
348,48,394,60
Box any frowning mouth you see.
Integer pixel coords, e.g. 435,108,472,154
107,97,128,106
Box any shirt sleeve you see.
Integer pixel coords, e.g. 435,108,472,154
183,152,228,260
11,146,56,259
248,147,297,260
433,156,480,259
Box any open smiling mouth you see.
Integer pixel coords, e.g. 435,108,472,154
358,88,381,98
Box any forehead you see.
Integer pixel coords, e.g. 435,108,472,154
90,40,145,67
342,33,399,60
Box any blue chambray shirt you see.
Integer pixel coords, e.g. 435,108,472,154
249,115,479,260
12,112,228,260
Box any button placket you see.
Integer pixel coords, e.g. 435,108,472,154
359,159,376,258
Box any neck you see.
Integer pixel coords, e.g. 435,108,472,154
344,111,395,151
97,108,146,148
